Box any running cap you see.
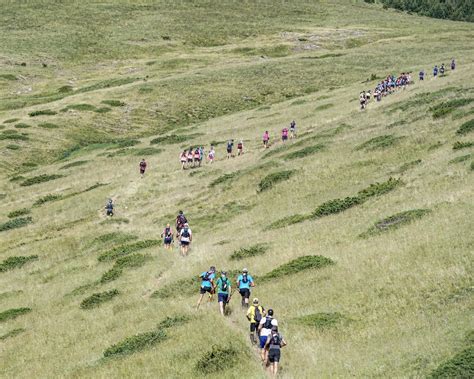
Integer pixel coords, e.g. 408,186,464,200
210,266,216,272
253,298,259,304
242,268,248,273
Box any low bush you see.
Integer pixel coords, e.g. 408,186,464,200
230,244,269,260
311,196,362,218
209,171,240,188
0,255,38,272
33,194,63,206
101,100,125,107
0,217,33,232
195,345,240,374
9,175,24,182
356,135,401,151
398,159,422,173
0,307,31,322
38,122,59,129
360,209,430,238
7,208,31,218
260,255,334,281
115,139,140,148
449,154,471,164
59,160,88,170
0,133,29,141
94,107,112,113
58,85,73,93
14,123,31,129
158,314,191,329
100,254,151,283
431,98,474,119
0,74,17,80
61,103,96,112
296,312,344,329
283,144,324,160
258,170,295,192
28,109,57,117
20,174,63,186
453,141,474,150
6,144,20,150
80,289,119,309
456,119,474,135
0,328,25,340
3,118,19,124
98,240,161,262
103,329,167,358
429,346,474,378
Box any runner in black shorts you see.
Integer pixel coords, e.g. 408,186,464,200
264,326,287,377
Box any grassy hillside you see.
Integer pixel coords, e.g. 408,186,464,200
1,1,473,378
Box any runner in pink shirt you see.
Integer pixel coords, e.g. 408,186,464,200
263,131,270,148
281,128,288,142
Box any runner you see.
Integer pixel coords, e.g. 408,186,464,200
264,325,287,377
215,271,232,316
199,146,204,166
263,131,270,148
433,65,438,78
236,268,254,309
281,127,288,142
161,223,174,249
179,223,192,256
419,70,424,81
258,308,277,362
246,298,265,345
139,159,147,178
359,91,366,110
196,266,216,309
187,148,194,168
451,58,456,70
105,199,114,216
180,150,187,170
175,210,187,236
440,63,445,76
289,120,296,139
237,140,244,156
194,147,201,167
226,139,234,159
208,145,215,163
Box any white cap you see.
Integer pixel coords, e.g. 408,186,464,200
271,319,278,327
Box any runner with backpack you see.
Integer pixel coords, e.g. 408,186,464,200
139,159,147,178
263,131,270,148
289,120,296,139
180,150,187,169
187,148,194,167
226,139,234,159
207,145,215,163
105,199,114,216
258,308,278,362
179,223,192,256
196,266,216,309
264,325,287,377
236,268,255,309
451,58,456,70
433,65,439,78
281,127,288,142
216,271,232,316
194,147,201,167
247,298,265,345
440,63,445,76
237,140,244,156
175,211,187,235
161,223,174,249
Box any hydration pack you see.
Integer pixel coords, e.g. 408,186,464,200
270,333,281,347
220,278,228,292
263,316,273,329
242,274,248,284
164,227,171,237
254,306,263,323
201,271,212,282
181,229,190,238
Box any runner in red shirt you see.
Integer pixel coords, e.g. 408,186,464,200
139,159,147,178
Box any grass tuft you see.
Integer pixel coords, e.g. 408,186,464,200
283,144,325,160
230,244,269,260
195,345,240,374
209,171,240,188
28,109,57,117
429,346,474,379
7,208,31,218
360,209,430,238
3,118,19,124
59,160,88,170
430,98,474,119
103,329,167,358
33,193,63,206
80,289,119,309
0,255,38,272
0,307,32,322
260,255,334,281
356,135,402,151
38,122,59,129
158,314,191,329
100,253,151,283
456,119,474,135
0,328,26,340
94,107,112,113
296,312,345,329
266,214,310,230
6,144,20,150
453,141,474,150
61,103,96,112
449,154,471,164
0,217,33,232
98,240,161,262
258,170,295,192
20,174,63,186
14,123,31,129
101,100,125,107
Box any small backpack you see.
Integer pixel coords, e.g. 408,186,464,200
201,271,212,282
270,333,281,346
263,316,273,329
242,274,248,284
220,278,228,292
182,229,190,238
254,306,263,323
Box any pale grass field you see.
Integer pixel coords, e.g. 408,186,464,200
1,1,474,378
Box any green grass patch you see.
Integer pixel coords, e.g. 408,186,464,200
100,253,151,283
398,159,422,173
360,209,430,238
158,314,191,329
98,240,161,262
150,133,202,145
283,144,325,160
0,217,33,232
0,133,29,141
80,289,119,309
258,170,295,192
7,208,31,218
103,329,167,358
152,275,201,299
0,307,31,322
9,175,24,182
296,312,345,329
59,160,88,170
209,171,240,188
429,345,474,379
260,255,334,281
0,255,38,272
94,107,112,113
58,85,73,93
315,103,334,111
453,141,474,150
61,103,97,112
14,123,31,129
456,119,474,135
0,73,17,80
28,109,57,117
230,243,269,260
449,154,471,164
195,345,240,374
38,122,59,129
20,174,63,186
356,135,402,151
431,98,474,119
101,100,125,107
33,193,63,206
0,328,26,340
3,118,19,124
6,144,20,150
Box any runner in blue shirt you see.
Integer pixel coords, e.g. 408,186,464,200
196,266,216,310
236,268,255,309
